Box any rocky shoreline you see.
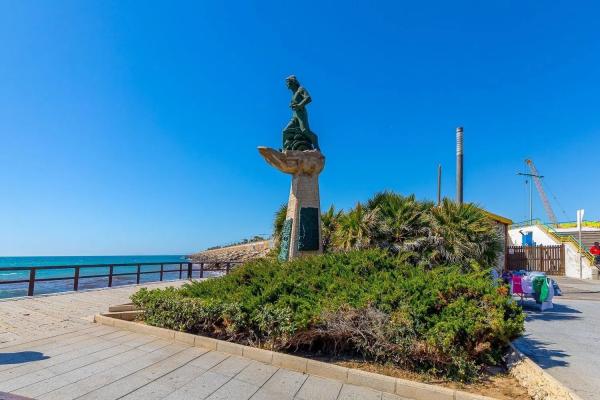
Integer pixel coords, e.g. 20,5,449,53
188,240,272,264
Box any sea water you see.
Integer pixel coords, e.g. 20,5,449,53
0,255,188,299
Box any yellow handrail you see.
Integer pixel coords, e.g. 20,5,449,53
538,224,595,264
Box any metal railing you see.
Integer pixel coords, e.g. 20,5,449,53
510,219,600,230
539,223,595,264
0,261,242,297
510,219,543,229
552,220,600,229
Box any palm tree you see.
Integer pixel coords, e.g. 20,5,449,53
321,205,342,253
272,203,288,245
365,191,433,254
333,203,377,251
271,192,501,269
425,199,501,267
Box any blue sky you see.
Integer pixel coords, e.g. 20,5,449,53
1,1,599,256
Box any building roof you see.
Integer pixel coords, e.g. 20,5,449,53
484,211,513,225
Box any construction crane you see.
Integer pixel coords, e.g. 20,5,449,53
523,159,558,225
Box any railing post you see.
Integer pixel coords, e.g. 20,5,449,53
160,264,164,281
187,263,192,280
179,263,182,279
200,263,204,278
28,268,36,296
73,267,80,291
226,263,231,275
108,265,114,287
561,244,566,275
136,264,141,284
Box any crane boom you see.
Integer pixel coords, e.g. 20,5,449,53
525,159,558,225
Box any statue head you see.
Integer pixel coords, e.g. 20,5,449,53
285,75,300,90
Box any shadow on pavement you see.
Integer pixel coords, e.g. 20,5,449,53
0,390,35,399
514,335,570,369
0,351,49,365
522,302,582,322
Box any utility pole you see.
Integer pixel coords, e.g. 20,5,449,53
528,179,532,226
518,171,543,225
456,127,463,204
577,209,585,279
437,164,442,206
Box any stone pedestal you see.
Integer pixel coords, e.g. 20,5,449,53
258,147,325,260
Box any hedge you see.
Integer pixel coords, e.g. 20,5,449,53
132,249,523,381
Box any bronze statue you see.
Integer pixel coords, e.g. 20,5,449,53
258,75,326,260
282,75,320,151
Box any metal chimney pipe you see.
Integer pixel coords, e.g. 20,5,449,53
456,127,463,204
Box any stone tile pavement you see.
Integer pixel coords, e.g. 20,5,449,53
553,276,600,301
0,283,411,399
0,281,186,346
0,324,409,399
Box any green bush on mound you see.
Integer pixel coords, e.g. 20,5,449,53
131,249,524,381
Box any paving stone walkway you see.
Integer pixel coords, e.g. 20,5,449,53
0,282,185,346
0,283,410,400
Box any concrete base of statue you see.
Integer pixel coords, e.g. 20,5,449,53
258,147,325,261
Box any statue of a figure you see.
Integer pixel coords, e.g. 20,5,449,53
258,75,326,260
282,75,320,151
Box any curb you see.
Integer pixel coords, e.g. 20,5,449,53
108,303,138,312
94,313,496,400
507,343,583,400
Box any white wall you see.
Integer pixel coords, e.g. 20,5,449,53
564,244,594,279
508,226,596,280
509,225,558,246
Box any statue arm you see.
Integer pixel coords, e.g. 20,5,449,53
295,87,312,109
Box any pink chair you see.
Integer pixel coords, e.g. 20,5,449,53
511,275,524,303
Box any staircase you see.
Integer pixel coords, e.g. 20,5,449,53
554,230,600,252
535,224,595,266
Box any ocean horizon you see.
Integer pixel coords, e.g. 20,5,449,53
0,255,189,299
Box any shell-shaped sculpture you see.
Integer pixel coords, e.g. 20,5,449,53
257,147,325,176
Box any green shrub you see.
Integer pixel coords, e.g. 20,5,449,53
132,249,523,381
